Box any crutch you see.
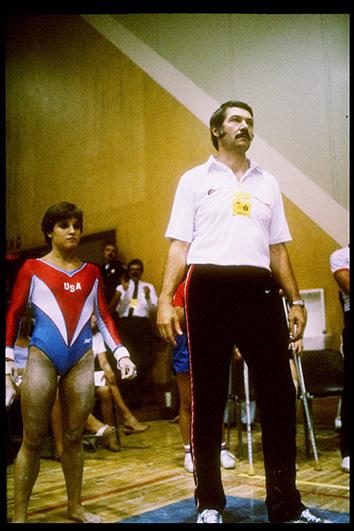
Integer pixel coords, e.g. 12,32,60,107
282,298,322,471
243,360,255,476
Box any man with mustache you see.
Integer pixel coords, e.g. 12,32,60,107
99,243,126,305
157,101,330,523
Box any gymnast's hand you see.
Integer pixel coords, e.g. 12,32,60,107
115,348,137,379
119,357,137,380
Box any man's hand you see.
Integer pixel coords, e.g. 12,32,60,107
114,346,137,379
288,305,307,343
144,286,151,299
121,277,130,291
157,300,182,347
289,338,304,355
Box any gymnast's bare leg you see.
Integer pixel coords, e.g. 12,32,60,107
13,347,58,522
58,349,100,523
12,347,100,523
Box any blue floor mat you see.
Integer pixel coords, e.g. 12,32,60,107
120,495,349,523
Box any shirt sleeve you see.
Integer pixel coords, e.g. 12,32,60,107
330,247,349,274
165,173,196,242
116,283,130,314
6,260,33,350
268,188,292,245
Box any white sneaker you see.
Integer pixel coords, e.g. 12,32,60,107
220,449,236,469
341,456,350,473
197,509,223,523
184,451,194,473
286,508,332,523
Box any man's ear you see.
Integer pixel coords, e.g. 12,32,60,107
212,126,222,138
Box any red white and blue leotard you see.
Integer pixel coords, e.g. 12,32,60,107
6,258,123,375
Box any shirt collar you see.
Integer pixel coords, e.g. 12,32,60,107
206,155,263,176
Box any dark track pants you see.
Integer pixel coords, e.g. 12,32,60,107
185,265,304,523
340,311,349,459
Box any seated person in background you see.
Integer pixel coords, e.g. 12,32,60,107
91,315,149,435
109,259,158,409
172,280,236,473
99,243,127,305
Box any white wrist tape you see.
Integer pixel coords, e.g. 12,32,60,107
114,346,130,365
6,347,15,361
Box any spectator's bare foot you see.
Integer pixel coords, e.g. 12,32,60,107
67,506,102,523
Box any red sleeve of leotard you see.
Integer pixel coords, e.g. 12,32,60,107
93,265,123,350
6,260,33,347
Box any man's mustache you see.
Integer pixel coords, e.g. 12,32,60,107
236,132,251,140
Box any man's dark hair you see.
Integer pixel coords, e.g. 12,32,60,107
128,258,144,272
209,100,254,150
41,201,83,245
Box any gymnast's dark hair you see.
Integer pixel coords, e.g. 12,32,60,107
209,100,254,150
41,202,83,245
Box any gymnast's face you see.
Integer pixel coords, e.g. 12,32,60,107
48,217,82,250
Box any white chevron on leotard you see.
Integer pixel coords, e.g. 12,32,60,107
70,280,98,347
30,275,68,345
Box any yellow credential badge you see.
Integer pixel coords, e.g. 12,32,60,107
130,298,138,309
232,192,252,217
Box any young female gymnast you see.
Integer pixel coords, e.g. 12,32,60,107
6,201,136,523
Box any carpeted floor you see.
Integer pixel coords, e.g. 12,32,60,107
120,495,350,524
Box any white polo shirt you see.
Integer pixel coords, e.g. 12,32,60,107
330,246,350,312
165,156,291,270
